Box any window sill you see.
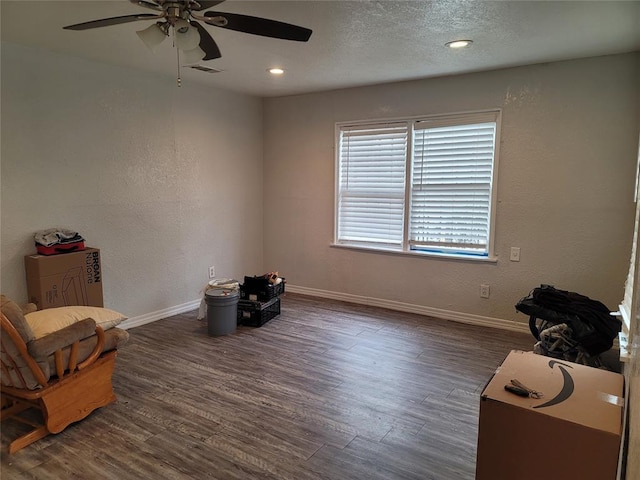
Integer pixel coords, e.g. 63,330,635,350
330,243,498,263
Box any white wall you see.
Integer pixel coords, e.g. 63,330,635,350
624,188,640,480
263,53,640,324
1,42,264,317
2,45,637,325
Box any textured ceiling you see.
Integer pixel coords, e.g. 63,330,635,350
2,0,639,97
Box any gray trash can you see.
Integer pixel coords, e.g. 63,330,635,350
205,289,239,336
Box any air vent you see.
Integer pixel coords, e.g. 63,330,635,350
188,65,224,73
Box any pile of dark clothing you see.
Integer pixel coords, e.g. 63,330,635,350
515,284,621,366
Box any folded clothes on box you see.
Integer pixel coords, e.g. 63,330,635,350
34,228,86,255
35,228,84,247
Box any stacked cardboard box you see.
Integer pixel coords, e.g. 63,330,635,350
24,248,103,310
476,350,624,480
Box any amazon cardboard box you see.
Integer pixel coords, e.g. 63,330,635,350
25,248,103,310
476,350,623,480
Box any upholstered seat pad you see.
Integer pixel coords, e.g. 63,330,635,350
25,306,127,339
1,295,129,392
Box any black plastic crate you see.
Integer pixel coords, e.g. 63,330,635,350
240,276,285,302
237,297,281,327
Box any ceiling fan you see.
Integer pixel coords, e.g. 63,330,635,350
63,0,312,80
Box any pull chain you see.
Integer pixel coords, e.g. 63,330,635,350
177,46,181,87
174,27,181,87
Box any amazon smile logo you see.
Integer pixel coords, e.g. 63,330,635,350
533,360,574,409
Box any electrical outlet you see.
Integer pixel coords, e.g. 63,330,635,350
480,284,490,298
209,266,215,279
510,247,521,262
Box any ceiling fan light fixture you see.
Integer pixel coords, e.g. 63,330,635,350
175,21,200,51
174,19,190,34
182,46,207,65
136,22,167,52
445,39,473,49
63,4,313,87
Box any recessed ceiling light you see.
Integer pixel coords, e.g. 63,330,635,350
445,40,473,49
268,68,285,75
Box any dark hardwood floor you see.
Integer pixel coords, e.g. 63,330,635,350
1,293,535,479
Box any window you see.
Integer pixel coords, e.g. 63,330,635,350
336,110,500,258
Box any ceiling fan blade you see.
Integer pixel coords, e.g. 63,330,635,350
203,11,312,42
128,0,163,11
63,14,162,31
191,1,227,11
190,21,222,60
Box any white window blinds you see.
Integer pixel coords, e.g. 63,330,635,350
337,124,408,247
336,110,500,258
410,121,497,254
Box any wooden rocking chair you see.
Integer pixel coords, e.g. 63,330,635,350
1,296,129,453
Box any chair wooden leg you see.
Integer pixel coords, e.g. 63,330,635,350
2,351,119,453
8,425,50,454
1,396,50,453
0,398,31,420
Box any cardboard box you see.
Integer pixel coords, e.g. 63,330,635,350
476,350,623,480
24,248,103,310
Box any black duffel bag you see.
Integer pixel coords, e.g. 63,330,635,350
515,284,621,356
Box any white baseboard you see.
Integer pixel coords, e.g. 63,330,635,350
285,284,530,334
120,299,201,330
119,286,530,335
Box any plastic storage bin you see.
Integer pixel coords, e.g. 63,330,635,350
240,276,285,302
237,297,281,327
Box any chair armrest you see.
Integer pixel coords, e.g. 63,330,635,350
21,303,38,315
27,318,97,360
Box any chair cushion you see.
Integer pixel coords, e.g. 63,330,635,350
25,306,127,339
1,295,35,343
0,359,50,390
